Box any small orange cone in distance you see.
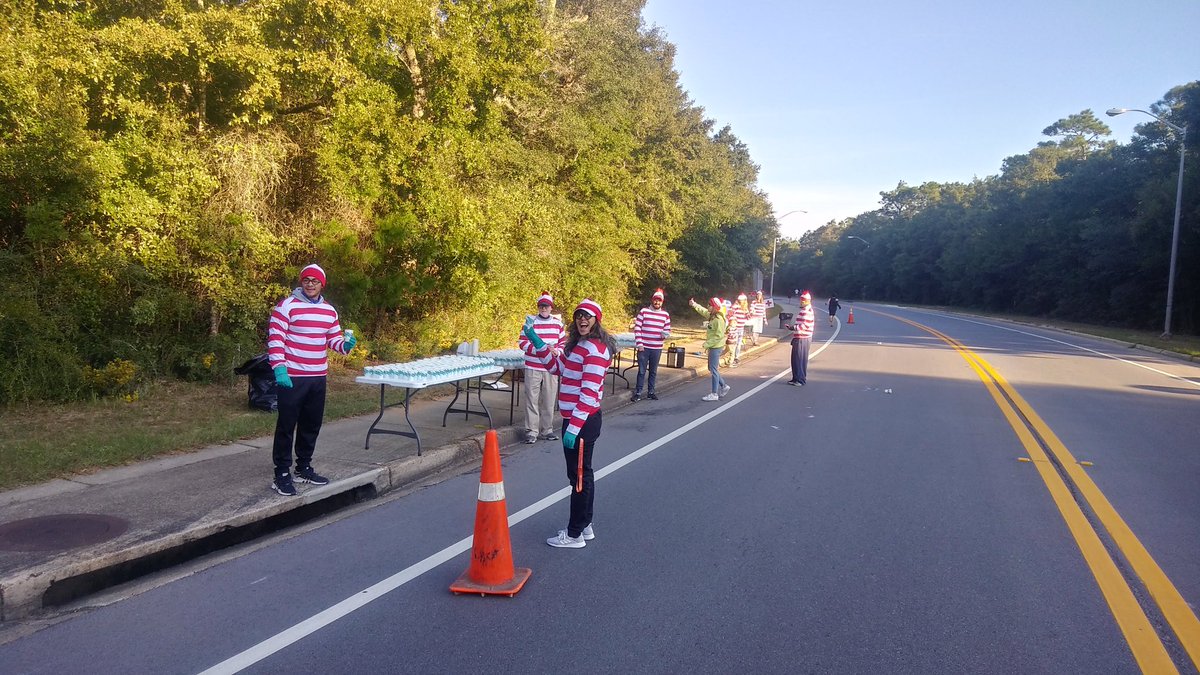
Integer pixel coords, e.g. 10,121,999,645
847,306,855,324
450,429,531,597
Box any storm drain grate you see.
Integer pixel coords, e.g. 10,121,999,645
0,514,130,552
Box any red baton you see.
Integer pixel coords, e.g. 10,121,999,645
576,438,585,493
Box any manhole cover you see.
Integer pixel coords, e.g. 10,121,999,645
0,514,130,552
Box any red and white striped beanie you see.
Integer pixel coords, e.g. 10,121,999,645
536,291,555,308
300,264,326,286
652,288,665,301
575,299,603,323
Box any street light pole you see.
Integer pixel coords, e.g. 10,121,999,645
769,237,778,300
1107,107,1188,338
769,210,807,301
845,235,871,249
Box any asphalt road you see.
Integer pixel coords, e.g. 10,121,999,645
1,304,1197,674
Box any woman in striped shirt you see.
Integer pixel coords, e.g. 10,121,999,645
522,299,616,549
749,290,767,345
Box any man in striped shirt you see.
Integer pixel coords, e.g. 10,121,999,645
632,288,671,401
518,292,567,444
787,291,816,386
268,264,356,496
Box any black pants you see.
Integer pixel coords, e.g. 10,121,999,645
635,348,662,395
562,410,603,538
790,337,811,384
273,375,327,473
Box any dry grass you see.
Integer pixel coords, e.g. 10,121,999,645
0,366,381,490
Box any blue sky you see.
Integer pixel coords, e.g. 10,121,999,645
640,0,1200,238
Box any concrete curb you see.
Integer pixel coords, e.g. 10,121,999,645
0,427,525,621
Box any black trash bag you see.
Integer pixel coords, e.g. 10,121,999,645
778,312,794,329
234,353,277,412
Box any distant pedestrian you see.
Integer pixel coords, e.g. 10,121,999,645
632,288,671,401
749,290,767,345
269,264,357,496
827,295,841,327
787,291,815,386
690,297,730,401
523,299,615,549
518,292,567,444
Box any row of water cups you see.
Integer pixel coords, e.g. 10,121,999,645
480,348,526,369
364,355,496,383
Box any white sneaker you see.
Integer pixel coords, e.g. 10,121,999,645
547,530,586,548
720,384,731,397
582,524,595,541
701,393,719,402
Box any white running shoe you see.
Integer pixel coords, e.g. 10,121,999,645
701,393,719,402
582,524,595,541
720,383,731,397
547,530,586,548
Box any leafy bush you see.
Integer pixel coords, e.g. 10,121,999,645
82,359,140,399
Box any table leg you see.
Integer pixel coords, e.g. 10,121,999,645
404,388,422,456
474,376,494,427
608,349,631,393
509,370,518,425
365,384,387,449
363,385,422,455
443,376,494,428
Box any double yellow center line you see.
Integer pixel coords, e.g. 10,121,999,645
886,312,1200,674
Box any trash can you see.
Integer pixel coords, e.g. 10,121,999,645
777,312,794,329
234,353,277,412
665,343,686,368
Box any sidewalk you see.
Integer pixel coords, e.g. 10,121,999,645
0,304,796,621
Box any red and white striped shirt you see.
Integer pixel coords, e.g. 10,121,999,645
633,307,671,349
518,315,566,371
268,291,349,377
726,306,747,342
792,305,816,339
528,338,611,437
750,300,766,320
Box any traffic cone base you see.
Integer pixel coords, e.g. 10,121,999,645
450,566,532,597
449,429,532,597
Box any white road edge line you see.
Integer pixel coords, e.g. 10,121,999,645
200,327,836,675
911,309,1200,390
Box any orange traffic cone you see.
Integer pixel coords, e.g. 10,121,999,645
450,429,532,597
847,306,855,324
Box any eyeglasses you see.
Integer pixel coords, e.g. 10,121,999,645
301,277,322,286
573,312,595,321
